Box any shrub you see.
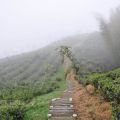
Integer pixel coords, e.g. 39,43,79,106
77,68,120,120
56,77,62,82
0,102,25,120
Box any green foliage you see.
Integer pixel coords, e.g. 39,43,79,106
78,68,120,119
0,101,25,120
56,77,62,81
57,46,72,63
0,68,65,120
24,68,66,120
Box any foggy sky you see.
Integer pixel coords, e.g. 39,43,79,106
0,0,120,58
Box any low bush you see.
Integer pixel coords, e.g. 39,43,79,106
78,68,120,120
0,68,65,120
0,101,25,120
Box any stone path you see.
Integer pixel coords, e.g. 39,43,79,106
48,78,77,120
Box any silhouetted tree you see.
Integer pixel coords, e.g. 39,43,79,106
97,8,120,67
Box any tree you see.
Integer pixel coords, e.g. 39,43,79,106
97,9,120,67
56,46,72,63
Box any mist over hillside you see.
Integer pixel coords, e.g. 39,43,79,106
0,31,116,88
1,6,120,87
0,1,120,119
52,32,115,71
0,46,61,88
0,26,120,120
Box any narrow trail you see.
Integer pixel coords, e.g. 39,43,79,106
69,70,112,120
48,73,77,120
48,55,112,120
48,55,77,120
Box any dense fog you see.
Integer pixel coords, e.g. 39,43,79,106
0,0,120,58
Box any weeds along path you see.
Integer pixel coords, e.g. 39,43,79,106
69,70,112,120
48,54,112,120
63,55,112,120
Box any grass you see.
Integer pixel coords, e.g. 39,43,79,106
24,68,66,120
77,68,120,120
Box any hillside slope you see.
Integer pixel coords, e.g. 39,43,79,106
0,31,114,88
0,31,119,119
76,68,120,119
0,46,60,88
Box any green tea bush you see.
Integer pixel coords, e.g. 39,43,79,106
0,101,25,120
0,67,64,119
56,77,62,82
78,68,120,120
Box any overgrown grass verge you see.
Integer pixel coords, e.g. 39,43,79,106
77,68,120,120
24,68,66,120
0,68,66,120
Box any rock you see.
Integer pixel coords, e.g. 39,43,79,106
73,114,77,117
70,105,73,107
47,114,52,117
69,98,73,101
86,85,95,95
50,106,54,108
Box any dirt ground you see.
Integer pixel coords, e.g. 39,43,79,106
68,70,112,120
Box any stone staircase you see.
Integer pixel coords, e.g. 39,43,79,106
48,80,77,120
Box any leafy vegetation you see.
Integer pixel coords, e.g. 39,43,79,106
0,7,120,119
0,68,66,120
0,47,61,89
77,68,120,119
24,68,66,120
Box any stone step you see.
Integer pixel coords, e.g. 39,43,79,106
52,101,73,104
51,98,70,103
50,107,74,110
50,109,74,113
50,105,73,109
49,117,75,120
49,112,74,117
51,103,72,106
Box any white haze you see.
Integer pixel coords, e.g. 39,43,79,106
0,0,120,58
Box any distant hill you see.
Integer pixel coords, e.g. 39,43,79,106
0,46,61,88
0,31,115,87
53,32,114,71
